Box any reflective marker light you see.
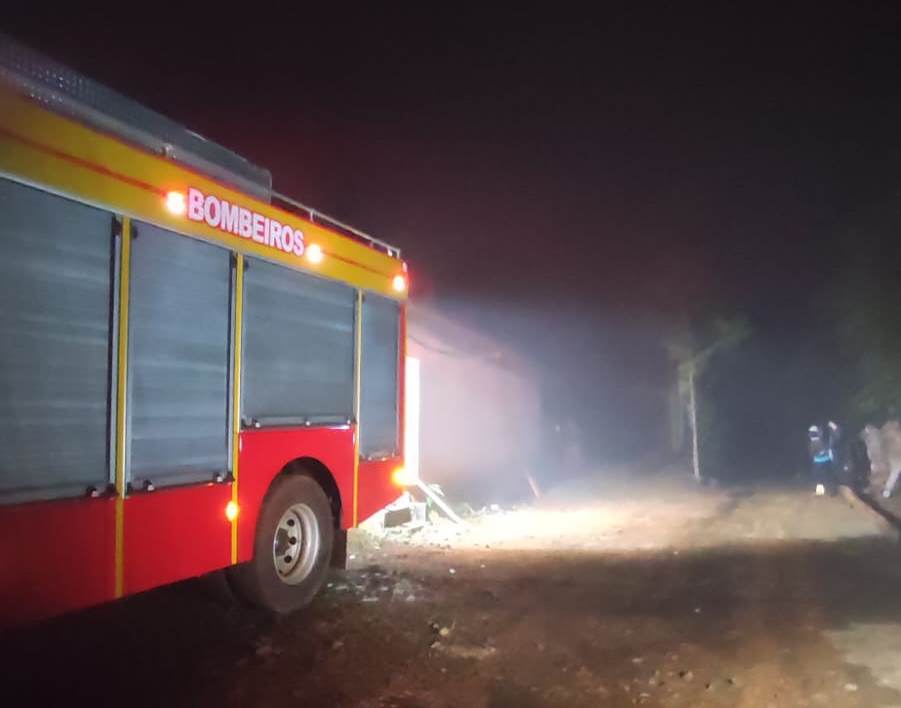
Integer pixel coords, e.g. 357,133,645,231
392,274,407,292
225,500,239,521
306,243,324,264
165,190,187,216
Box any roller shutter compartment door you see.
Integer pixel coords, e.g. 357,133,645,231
242,259,355,426
0,178,113,501
127,223,231,488
360,295,400,458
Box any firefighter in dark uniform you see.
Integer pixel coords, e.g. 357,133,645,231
808,424,835,496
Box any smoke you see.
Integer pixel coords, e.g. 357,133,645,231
407,297,671,504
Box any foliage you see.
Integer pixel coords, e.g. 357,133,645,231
666,315,751,479
666,316,751,395
833,206,901,422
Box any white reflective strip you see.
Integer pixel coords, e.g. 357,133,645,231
405,356,421,480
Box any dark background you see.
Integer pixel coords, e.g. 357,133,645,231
7,4,901,476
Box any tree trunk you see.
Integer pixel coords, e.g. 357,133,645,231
688,367,701,482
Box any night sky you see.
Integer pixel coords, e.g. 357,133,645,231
7,5,901,467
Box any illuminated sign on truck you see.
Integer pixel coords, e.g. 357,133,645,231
186,186,306,257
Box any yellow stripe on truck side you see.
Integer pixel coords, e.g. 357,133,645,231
352,290,364,527
114,216,132,598
230,254,245,564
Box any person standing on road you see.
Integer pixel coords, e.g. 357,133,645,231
808,424,835,496
826,420,852,488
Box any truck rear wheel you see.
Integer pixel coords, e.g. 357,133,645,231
229,474,334,614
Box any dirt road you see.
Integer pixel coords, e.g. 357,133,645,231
6,470,901,707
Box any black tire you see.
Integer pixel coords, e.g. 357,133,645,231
228,474,334,614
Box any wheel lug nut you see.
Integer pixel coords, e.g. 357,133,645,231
289,537,297,545
285,555,293,563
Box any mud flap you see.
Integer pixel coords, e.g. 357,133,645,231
330,528,348,569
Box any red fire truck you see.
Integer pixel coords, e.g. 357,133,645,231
0,36,408,626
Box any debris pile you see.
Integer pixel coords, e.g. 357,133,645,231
324,565,426,604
